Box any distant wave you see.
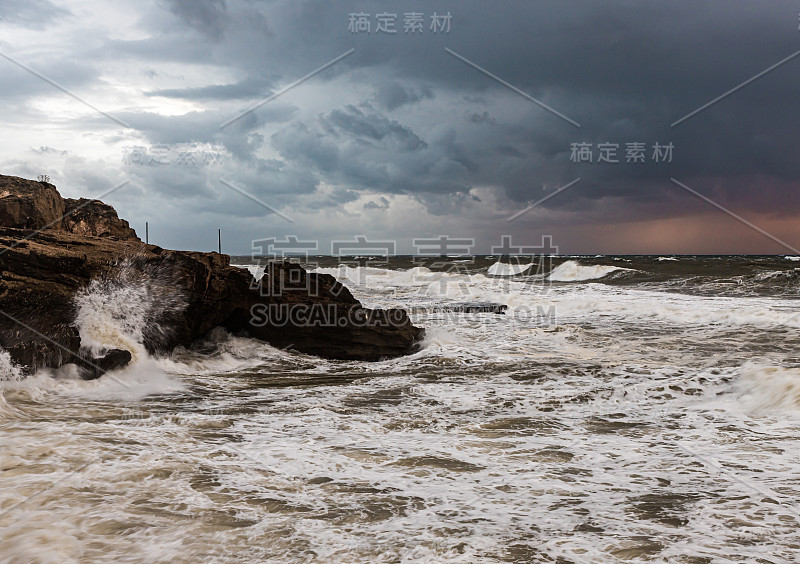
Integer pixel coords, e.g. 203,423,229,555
785,256,800,262
487,262,532,276
548,260,631,282
657,256,678,261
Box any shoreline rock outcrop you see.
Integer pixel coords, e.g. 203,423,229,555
0,174,423,377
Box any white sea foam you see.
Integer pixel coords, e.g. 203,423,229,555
487,261,532,276
60,261,186,398
74,278,150,362
785,256,800,261
5,259,800,561
312,263,800,332
738,364,800,413
657,256,678,261
548,260,631,282
0,350,24,382
243,263,265,280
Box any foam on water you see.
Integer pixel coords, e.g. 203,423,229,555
487,261,532,276
74,278,150,362
737,363,800,414
312,262,800,333
4,257,800,561
548,260,632,281
1,260,188,401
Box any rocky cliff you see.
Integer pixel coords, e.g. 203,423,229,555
62,197,139,240
0,175,423,376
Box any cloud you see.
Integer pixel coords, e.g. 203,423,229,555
0,0,70,28
1,0,799,253
162,0,229,40
374,82,434,111
363,196,390,210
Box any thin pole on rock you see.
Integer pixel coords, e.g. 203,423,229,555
146,222,148,244
218,229,221,254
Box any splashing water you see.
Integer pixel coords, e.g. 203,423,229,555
73,258,186,363
4,255,800,561
0,350,24,382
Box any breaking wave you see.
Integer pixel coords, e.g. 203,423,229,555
487,261,532,276
548,260,632,282
73,259,186,362
738,364,800,413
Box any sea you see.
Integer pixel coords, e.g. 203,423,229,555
2,255,800,563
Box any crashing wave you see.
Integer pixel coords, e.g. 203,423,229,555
0,350,24,382
73,259,186,363
548,260,631,282
738,364,800,412
487,262,532,276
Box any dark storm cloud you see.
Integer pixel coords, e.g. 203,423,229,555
145,76,276,101
323,105,428,152
271,106,471,197
374,82,434,111
3,0,800,251
162,0,229,40
124,0,799,220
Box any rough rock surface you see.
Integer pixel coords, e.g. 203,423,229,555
63,198,139,240
0,175,423,375
0,175,64,230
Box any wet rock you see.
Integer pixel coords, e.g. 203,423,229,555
0,174,424,374
77,349,133,380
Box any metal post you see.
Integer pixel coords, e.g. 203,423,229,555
146,222,148,244
218,229,221,254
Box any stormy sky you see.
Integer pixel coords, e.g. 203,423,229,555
1,0,799,254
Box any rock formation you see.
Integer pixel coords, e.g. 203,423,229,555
62,197,139,240
0,174,423,378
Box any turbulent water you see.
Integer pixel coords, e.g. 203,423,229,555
3,255,800,563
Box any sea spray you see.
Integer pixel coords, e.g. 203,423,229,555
73,258,186,363
0,350,24,382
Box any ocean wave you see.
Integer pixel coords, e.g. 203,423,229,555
312,265,492,289
738,364,800,413
548,260,632,282
753,268,800,282
4,259,191,399
657,256,678,261
487,262,532,276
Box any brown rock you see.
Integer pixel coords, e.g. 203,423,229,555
0,175,64,230
0,175,424,374
63,198,139,240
